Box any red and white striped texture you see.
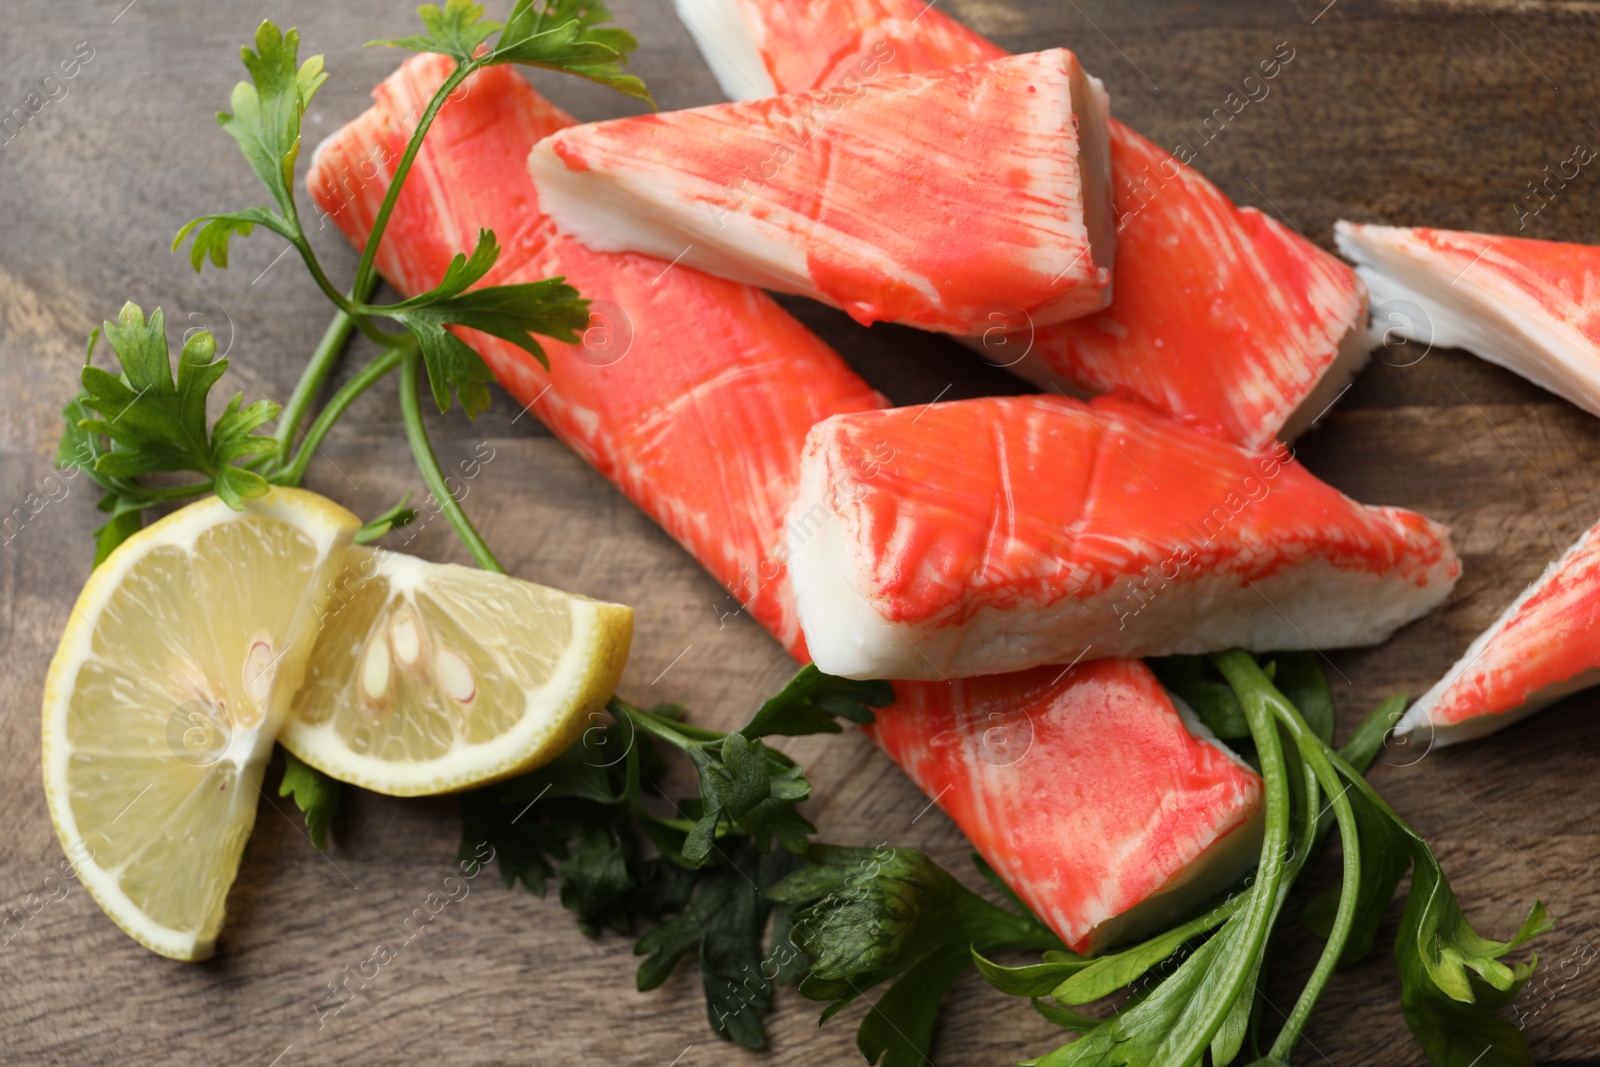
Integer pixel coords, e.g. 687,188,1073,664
674,0,1370,449
306,56,1262,952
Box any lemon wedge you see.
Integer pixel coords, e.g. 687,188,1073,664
40,488,359,960
279,547,631,797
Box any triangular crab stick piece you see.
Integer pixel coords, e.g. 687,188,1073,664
1400,520,1600,746
789,393,1460,680
674,0,1369,449
1336,221,1600,417
876,660,1263,953
530,49,1114,335
307,55,1262,953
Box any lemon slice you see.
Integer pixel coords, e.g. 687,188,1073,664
280,548,632,797
41,488,359,961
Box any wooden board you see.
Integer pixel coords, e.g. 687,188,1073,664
2,0,1599,1062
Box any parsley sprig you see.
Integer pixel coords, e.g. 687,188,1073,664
457,665,893,1049
60,3,649,573
58,307,280,562
58,2,648,851
778,652,1549,1067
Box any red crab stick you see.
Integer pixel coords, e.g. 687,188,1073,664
1337,222,1600,419
530,49,1115,335
673,0,1370,449
789,394,1461,680
306,55,1262,953
1400,519,1600,746
875,660,1262,952
312,65,881,655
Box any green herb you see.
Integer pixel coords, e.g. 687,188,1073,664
61,4,650,571
373,0,652,104
1153,654,1251,740
383,230,589,415
353,493,419,544
57,305,279,562
1339,693,1409,773
458,665,891,1049
1397,846,1548,1067
993,651,1548,1067
277,747,341,850
768,845,1061,1067
740,665,887,738
801,652,1545,1067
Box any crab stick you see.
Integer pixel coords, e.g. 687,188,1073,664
1401,519,1600,745
1337,221,1600,419
789,394,1460,680
531,49,1114,335
307,55,1263,953
673,0,1370,449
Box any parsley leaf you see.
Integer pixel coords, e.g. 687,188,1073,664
1397,864,1547,1067
57,386,147,565
769,845,1060,1067
1389,794,1549,1066
175,23,322,269
1153,654,1250,740
617,672,889,868
680,730,813,865
277,747,340,849
458,667,889,1049
90,508,144,567
220,22,325,221
354,494,419,544
173,207,295,273
71,303,278,510
371,0,502,64
741,664,893,739
492,0,651,103
636,842,800,1049
392,318,497,419
383,230,589,415
373,0,653,104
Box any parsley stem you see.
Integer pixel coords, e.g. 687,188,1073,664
398,347,503,573
611,701,700,750
1268,721,1362,1062
272,273,383,466
611,698,724,747
350,60,476,303
1196,650,1297,1067
292,237,358,315
274,345,408,487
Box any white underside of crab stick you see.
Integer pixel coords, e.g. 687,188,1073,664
1400,519,1600,746
789,394,1460,680
529,49,1114,335
1337,221,1600,417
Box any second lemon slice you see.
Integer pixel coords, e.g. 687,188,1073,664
281,548,632,796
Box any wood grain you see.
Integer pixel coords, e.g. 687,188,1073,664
2,0,1599,1063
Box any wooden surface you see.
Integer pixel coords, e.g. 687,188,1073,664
3,0,1600,1063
